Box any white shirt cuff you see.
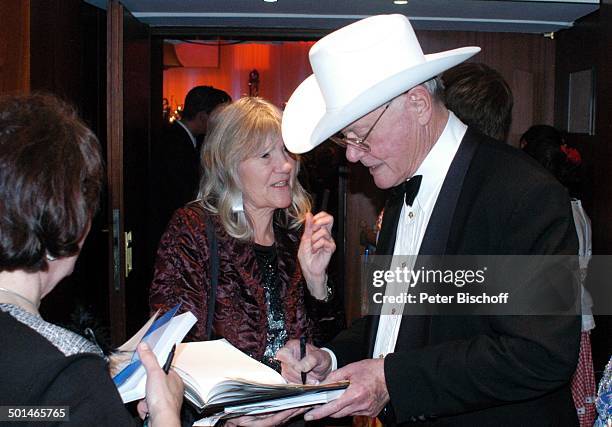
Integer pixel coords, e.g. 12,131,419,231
321,347,338,371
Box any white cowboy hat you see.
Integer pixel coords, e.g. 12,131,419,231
282,14,481,154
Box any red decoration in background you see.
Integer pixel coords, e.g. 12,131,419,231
561,144,582,165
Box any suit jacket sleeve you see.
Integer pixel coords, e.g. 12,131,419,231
149,207,211,342
325,316,370,366
383,178,581,422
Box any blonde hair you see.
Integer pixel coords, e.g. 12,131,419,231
198,97,311,241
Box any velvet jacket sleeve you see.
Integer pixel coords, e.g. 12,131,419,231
149,205,212,342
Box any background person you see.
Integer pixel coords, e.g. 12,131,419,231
151,85,231,252
278,14,580,426
441,61,513,142
522,123,596,426
0,93,183,427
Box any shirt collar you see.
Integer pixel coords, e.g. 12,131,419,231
411,111,467,209
176,119,197,148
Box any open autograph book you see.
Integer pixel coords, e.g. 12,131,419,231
172,339,348,423
111,304,197,403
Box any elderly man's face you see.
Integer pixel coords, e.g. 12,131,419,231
342,93,427,189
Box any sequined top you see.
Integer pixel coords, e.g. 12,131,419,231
253,243,287,371
0,303,104,358
595,356,612,427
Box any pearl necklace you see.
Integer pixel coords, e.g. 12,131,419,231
0,287,40,312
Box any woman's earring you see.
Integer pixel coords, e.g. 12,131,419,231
231,193,244,213
46,253,56,261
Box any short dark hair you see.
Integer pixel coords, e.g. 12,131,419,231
442,62,513,141
0,93,104,272
181,86,231,120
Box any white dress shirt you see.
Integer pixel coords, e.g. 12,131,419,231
323,112,467,370
175,119,197,148
372,112,466,359
571,199,595,331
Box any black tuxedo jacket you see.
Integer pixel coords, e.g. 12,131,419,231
151,121,200,247
328,128,580,426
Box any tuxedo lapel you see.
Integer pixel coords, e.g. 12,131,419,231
376,196,403,257
365,194,401,356
418,128,479,256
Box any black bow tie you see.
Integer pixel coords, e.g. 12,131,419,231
391,175,422,207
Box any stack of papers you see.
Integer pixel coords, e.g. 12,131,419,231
171,339,348,424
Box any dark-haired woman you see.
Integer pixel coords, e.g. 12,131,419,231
0,93,183,426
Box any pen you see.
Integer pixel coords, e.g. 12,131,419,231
162,344,176,373
300,336,307,385
144,344,177,426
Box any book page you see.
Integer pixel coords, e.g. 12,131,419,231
172,339,286,403
193,389,346,426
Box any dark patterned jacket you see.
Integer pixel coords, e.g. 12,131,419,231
149,202,312,361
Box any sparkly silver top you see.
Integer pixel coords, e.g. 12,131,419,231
0,303,104,358
253,243,287,372
595,356,612,426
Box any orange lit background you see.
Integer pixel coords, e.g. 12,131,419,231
163,41,315,111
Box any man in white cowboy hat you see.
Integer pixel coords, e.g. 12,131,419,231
276,14,580,426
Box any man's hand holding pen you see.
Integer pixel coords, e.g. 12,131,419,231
276,339,333,385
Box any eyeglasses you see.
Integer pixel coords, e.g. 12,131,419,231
329,103,390,152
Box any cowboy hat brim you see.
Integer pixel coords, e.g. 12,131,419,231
282,46,480,154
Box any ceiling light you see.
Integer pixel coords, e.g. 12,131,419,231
263,0,277,2
393,0,408,4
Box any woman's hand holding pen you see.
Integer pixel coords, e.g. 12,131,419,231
298,211,336,300
136,342,184,427
276,339,332,385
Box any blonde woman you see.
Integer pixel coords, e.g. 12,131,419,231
150,97,335,370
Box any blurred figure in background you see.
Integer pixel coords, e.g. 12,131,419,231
151,86,231,252
442,62,513,142
522,124,595,427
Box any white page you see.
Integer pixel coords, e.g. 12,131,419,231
172,339,286,403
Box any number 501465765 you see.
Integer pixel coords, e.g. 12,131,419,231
0,406,69,421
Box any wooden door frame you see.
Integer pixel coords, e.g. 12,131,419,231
106,0,126,345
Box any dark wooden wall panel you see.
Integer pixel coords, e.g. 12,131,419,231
417,30,556,145
122,7,152,339
27,1,110,345
29,0,82,104
0,0,30,94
